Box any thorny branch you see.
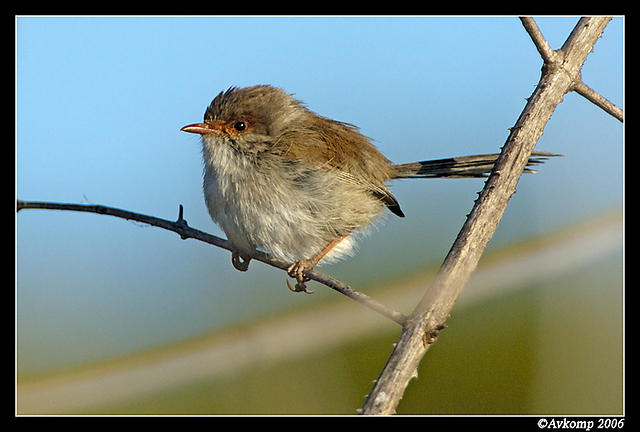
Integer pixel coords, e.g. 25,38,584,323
521,16,623,122
359,16,620,415
16,199,407,325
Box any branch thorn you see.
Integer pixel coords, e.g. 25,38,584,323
176,204,189,239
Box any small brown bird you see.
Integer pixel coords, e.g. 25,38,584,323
181,85,556,292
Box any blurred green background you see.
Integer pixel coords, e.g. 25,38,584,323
16,16,623,415
17,210,623,415
98,248,623,415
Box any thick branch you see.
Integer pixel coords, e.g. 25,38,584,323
360,17,612,415
16,199,407,326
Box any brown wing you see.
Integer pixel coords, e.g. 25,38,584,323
273,115,403,216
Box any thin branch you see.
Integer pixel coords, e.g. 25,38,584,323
574,80,623,122
360,16,612,415
520,16,556,63
16,199,407,326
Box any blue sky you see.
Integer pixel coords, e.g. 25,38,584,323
16,16,623,375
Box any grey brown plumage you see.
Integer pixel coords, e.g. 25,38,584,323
182,85,560,291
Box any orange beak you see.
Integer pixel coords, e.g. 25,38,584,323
180,122,219,135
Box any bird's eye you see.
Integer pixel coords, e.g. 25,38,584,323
233,121,246,131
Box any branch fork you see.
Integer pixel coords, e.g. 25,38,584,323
521,17,623,122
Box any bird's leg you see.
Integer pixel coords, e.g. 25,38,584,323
231,250,251,272
286,235,347,294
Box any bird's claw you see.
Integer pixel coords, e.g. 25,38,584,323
286,259,315,294
231,251,250,272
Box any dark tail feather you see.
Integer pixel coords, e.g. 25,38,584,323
391,151,561,179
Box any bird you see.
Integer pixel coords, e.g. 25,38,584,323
181,85,557,293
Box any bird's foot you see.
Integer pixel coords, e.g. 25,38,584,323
286,259,315,294
231,251,251,272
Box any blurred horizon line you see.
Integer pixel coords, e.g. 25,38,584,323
17,206,623,414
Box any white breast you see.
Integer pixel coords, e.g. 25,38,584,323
201,141,357,262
